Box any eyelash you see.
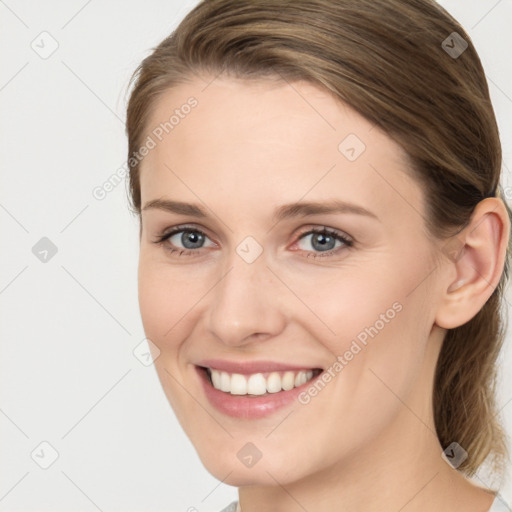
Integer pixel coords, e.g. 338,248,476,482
152,225,354,259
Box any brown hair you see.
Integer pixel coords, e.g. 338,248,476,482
126,0,511,478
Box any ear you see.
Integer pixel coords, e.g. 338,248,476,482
435,197,510,329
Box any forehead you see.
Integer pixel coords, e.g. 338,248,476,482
139,76,424,227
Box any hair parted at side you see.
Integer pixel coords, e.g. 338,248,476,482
125,0,512,478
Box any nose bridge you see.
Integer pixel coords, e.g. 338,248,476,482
205,247,285,346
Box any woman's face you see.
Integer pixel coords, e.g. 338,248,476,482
137,76,449,485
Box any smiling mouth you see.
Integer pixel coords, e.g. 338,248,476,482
201,367,323,396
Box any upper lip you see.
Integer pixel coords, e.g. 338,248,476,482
196,359,322,374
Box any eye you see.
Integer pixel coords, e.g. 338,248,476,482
294,227,353,258
153,225,353,259
153,226,215,256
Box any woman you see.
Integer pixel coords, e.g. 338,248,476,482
125,0,512,510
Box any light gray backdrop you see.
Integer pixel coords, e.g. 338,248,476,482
1,1,511,510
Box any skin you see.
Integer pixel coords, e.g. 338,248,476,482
137,75,509,512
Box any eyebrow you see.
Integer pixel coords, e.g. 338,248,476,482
142,198,379,222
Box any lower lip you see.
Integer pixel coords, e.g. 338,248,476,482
196,367,318,419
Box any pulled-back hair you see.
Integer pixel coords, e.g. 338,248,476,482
125,0,512,478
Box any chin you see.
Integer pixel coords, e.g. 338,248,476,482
196,444,308,487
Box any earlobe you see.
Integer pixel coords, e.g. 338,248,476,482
435,197,510,330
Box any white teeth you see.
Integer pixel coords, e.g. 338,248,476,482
220,371,231,392
211,370,221,389
294,370,313,387
247,373,267,395
230,373,247,395
208,368,318,395
282,371,295,391
266,372,282,393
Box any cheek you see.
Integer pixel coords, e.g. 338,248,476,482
321,253,432,340
138,257,188,348
137,259,202,422
137,253,206,341
283,262,406,346
138,268,168,340
299,256,432,388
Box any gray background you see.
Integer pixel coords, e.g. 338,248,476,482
1,1,511,510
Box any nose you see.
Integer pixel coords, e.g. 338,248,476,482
204,251,287,347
